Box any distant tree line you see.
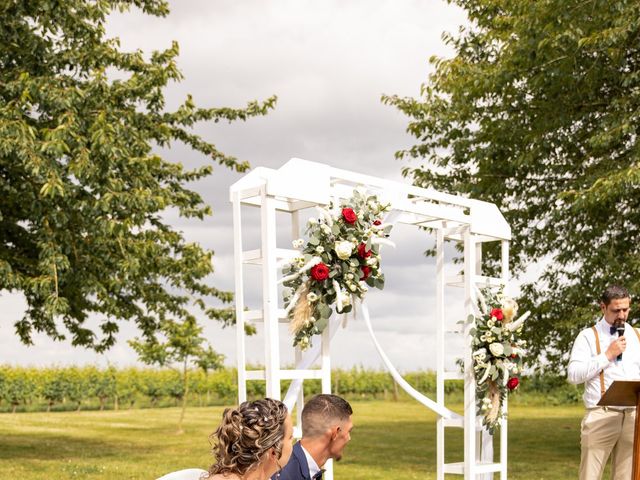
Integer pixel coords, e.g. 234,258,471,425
0,365,582,413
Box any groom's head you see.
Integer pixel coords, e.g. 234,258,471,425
301,394,353,461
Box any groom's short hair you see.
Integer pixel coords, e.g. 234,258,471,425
601,285,630,305
301,394,352,438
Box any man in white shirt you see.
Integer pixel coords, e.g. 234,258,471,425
568,284,639,480
275,394,353,480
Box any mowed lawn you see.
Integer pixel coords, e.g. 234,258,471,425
0,400,584,479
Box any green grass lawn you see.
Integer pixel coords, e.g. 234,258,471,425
0,400,585,479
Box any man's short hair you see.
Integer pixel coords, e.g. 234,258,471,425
601,285,631,305
301,394,352,438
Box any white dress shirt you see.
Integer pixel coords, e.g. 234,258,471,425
301,444,322,478
568,318,640,408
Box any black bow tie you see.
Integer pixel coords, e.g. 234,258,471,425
611,325,625,335
312,470,324,480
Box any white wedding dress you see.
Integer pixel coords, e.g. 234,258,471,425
156,468,208,480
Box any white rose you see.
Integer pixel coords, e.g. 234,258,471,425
501,298,519,322
489,342,504,357
315,246,324,254
292,238,304,248
335,240,354,260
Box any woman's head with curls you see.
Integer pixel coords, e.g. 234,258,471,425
209,398,292,477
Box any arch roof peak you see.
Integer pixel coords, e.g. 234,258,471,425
230,158,510,241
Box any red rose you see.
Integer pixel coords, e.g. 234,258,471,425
373,219,382,225
342,208,357,224
507,377,519,391
310,263,330,281
357,243,371,258
360,265,371,280
490,308,504,321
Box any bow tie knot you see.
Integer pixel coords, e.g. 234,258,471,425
610,324,625,335
312,470,325,480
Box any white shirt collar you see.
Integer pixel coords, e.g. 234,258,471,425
598,317,616,335
300,444,321,478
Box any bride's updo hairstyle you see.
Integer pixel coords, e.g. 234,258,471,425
209,398,288,476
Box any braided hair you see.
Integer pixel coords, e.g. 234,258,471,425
209,398,288,476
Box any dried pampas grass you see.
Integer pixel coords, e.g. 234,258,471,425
485,380,501,424
289,282,311,335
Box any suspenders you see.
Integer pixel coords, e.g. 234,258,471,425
591,325,640,397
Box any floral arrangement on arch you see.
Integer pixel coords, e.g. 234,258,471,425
470,288,529,434
281,189,393,349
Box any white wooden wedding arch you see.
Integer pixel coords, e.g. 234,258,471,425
230,158,511,480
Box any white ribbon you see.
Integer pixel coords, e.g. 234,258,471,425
359,299,459,420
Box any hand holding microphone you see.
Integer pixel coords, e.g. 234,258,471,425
605,321,626,362
615,321,625,361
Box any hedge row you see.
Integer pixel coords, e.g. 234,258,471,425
0,365,581,413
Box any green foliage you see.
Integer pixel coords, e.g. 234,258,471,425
0,364,584,413
0,0,276,350
40,367,67,411
0,366,37,412
384,0,640,367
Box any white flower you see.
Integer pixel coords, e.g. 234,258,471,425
487,319,495,328
292,238,304,249
489,342,504,357
335,240,354,260
349,284,357,292
341,292,351,307
306,292,318,302
315,246,324,254
346,273,354,280
307,217,316,225
366,257,378,266
321,224,331,234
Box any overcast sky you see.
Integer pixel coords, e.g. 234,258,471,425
0,1,482,372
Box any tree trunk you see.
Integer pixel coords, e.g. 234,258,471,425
114,394,119,411
177,358,189,434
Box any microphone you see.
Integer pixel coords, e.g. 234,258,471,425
616,321,625,361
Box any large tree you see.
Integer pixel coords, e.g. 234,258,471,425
0,1,275,350
384,0,640,367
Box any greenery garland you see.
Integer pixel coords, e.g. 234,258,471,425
282,190,392,349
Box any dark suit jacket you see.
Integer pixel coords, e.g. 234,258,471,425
274,442,311,480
